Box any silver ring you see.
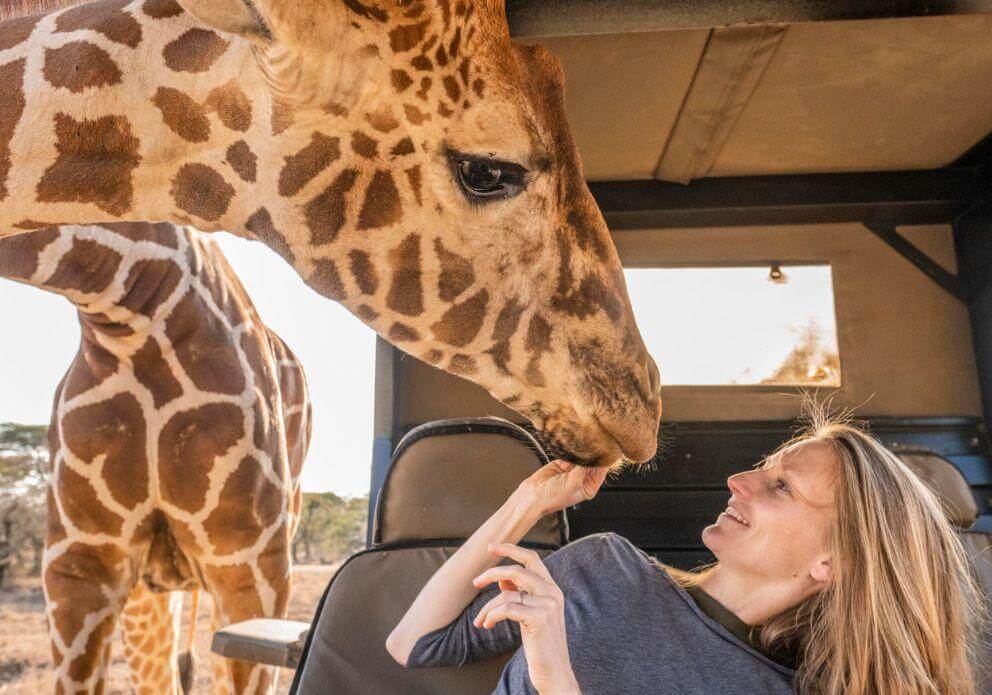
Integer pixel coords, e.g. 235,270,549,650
517,589,528,605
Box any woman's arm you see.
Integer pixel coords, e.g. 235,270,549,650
385,460,609,666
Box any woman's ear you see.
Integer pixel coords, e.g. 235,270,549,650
810,556,833,585
177,0,275,43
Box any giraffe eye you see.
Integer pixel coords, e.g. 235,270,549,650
448,150,527,202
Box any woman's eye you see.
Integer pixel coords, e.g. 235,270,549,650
776,478,790,493
449,151,527,202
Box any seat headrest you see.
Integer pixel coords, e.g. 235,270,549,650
896,449,979,529
372,418,568,547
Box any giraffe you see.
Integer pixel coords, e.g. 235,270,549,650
0,0,663,470
0,221,312,694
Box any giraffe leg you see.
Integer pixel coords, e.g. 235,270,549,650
43,542,130,694
120,581,184,695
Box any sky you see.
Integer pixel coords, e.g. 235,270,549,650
0,238,837,495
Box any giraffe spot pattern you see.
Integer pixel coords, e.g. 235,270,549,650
202,456,283,554
348,249,377,295
45,543,126,645
448,354,478,375
423,349,443,364
430,288,488,347
279,132,340,197
0,14,40,52
62,341,119,402
0,225,57,279
204,81,252,132
43,41,122,92
226,140,257,182
245,207,294,263
354,304,378,322
391,69,413,92
170,162,234,221
118,257,183,317
391,137,415,156
351,130,378,158
62,392,149,509
309,258,346,301
485,297,526,374
37,113,141,215
405,165,423,205
158,403,245,513
305,168,358,245
153,86,210,142
388,322,420,342
257,524,290,614
365,107,400,133
55,0,142,48
46,236,122,295
103,221,179,249
389,21,428,52
403,103,428,125
358,170,402,229
271,99,295,135
164,288,247,395
442,75,461,102
434,238,474,301
132,336,183,408
202,562,264,621
343,0,389,22
162,28,228,73
55,464,126,536
142,0,183,19
386,233,423,316
0,59,25,201
524,313,552,386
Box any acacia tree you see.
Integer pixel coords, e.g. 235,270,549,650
0,423,49,584
292,492,368,565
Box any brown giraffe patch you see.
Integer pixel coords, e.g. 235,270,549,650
448,354,478,375
163,28,228,73
388,322,420,342
423,349,443,364
37,113,141,215
305,168,358,245
366,106,400,133
434,238,474,301
0,14,39,52
351,130,378,158
389,20,428,52
343,0,389,22
171,163,235,221
202,562,264,618
348,249,378,294
355,304,378,322
62,393,149,509
159,403,245,513
45,237,122,295
524,314,552,386
403,103,429,125
391,68,413,92
226,140,257,182
416,76,432,101
104,221,179,249
391,137,415,156
62,342,119,402
257,524,290,613
118,257,183,317
56,463,126,536
485,297,526,374
386,234,423,316
435,42,449,67
45,543,126,645
442,75,461,102
358,170,402,229
411,55,432,73
132,336,184,408
309,259,346,301
245,207,294,264
165,288,247,394
152,86,210,142
431,289,488,347
279,132,340,197
142,0,183,18
203,456,282,554
0,225,57,279
472,78,485,98
43,42,122,92
205,80,252,131
405,165,423,205
55,0,142,48
271,99,295,135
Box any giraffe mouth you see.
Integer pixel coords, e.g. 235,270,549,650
531,420,623,468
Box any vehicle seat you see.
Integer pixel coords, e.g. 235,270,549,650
896,449,991,691
289,417,567,695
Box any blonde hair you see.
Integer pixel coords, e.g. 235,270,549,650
671,404,986,694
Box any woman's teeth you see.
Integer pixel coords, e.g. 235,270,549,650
726,506,749,526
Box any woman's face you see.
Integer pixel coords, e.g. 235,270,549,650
701,439,840,589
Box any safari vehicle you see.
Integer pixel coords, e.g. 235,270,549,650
213,1,992,691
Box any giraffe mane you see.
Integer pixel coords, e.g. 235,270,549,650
0,0,85,21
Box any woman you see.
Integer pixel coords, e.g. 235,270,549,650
386,412,985,694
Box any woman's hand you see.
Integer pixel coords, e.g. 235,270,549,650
517,459,611,517
472,543,581,695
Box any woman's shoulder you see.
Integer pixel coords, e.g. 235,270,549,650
547,532,673,583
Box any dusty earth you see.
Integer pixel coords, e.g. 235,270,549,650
0,565,337,694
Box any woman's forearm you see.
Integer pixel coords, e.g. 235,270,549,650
386,486,544,665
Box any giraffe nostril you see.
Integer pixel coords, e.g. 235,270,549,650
646,357,661,398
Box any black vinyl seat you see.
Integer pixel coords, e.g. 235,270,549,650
289,417,567,695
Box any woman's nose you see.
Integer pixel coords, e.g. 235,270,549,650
727,472,753,500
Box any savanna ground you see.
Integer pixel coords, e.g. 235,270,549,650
0,565,337,694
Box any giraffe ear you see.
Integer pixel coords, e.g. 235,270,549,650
177,0,276,44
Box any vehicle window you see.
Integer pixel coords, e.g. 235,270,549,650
624,265,841,386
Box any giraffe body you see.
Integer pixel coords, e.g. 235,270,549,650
0,221,312,694
0,0,663,470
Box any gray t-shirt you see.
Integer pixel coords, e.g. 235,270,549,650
408,533,796,694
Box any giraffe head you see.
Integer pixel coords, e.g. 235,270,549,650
177,0,661,465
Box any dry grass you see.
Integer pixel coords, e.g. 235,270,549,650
0,565,338,694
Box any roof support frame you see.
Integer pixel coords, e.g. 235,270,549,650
863,221,967,302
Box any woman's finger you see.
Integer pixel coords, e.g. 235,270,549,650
473,591,555,628
473,565,549,595
478,601,544,630
488,543,553,581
